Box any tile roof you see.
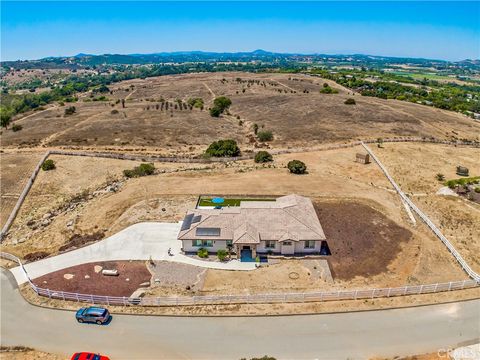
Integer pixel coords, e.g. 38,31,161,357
178,194,326,244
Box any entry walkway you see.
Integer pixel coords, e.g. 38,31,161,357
11,222,255,284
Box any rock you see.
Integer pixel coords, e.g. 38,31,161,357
130,289,146,298
139,281,150,287
84,275,90,279
154,278,160,283
66,220,74,227
18,237,26,243
125,278,130,282
42,213,52,220
94,265,103,273
26,219,35,227
161,208,166,212
41,219,51,226
63,274,74,280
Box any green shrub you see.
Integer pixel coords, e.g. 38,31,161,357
344,98,356,105
254,151,273,163
205,139,240,157
217,249,228,261
187,97,204,109
213,96,232,112
320,83,339,94
12,124,23,132
64,106,76,116
41,159,56,171
257,130,273,142
197,248,209,258
209,96,232,117
446,180,456,189
253,123,259,135
209,106,222,117
123,163,155,178
436,173,445,181
287,160,307,174
475,187,480,193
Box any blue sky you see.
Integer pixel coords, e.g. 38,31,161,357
1,1,479,61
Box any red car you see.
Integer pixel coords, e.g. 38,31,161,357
71,353,110,360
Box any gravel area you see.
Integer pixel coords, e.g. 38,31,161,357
147,261,207,295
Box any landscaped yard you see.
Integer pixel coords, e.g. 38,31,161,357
197,196,276,207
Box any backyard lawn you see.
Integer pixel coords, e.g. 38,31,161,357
198,197,276,207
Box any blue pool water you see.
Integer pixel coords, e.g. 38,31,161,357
240,249,268,263
212,197,225,204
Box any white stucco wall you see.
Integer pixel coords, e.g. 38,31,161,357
294,240,321,253
256,240,322,254
182,239,229,253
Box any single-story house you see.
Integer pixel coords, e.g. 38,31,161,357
178,194,329,258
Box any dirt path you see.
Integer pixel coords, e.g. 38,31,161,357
125,88,137,100
13,105,58,124
270,78,296,92
203,82,216,100
38,109,111,147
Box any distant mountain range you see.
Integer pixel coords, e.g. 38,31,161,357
2,50,478,69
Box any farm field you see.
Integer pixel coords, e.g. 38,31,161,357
1,144,471,293
1,72,479,156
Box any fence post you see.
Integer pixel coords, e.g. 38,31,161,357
47,289,51,299
387,288,391,297
76,293,79,302
448,282,452,291
434,283,438,292
462,279,467,289
123,297,127,306
106,296,110,306
418,285,423,294
62,292,65,301
354,290,358,300
91,294,94,304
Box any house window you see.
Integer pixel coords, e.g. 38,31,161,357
193,240,202,247
283,241,292,246
265,241,276,249
226,240,233,247
192,240,213,247
304,240,315,249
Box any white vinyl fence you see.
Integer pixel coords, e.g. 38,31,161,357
1,137,477,241
361,142,480,282
1,252,478,307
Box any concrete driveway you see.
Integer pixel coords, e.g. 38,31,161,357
1,269,479,360
11,222,254,284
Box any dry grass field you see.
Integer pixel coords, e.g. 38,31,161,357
0,151,45,227
375,143,480,273
0,347,66,360
1,72,479,155
1,144,472,292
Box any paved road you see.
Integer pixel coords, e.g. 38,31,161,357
1,269,479,360
11,222,254,284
